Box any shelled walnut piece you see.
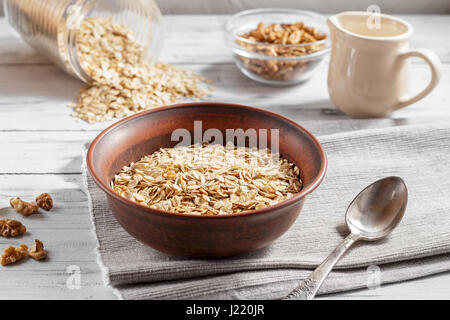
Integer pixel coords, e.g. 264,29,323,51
9,197,39,216
241,21,327,45
71,17,211,123
36,193,53,211
237,21,327,81
0,218,26,237
28,239,47,261
1,244,28,266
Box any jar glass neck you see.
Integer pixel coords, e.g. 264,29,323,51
60,0,97,83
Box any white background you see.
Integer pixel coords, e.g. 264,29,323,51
0,0,449,15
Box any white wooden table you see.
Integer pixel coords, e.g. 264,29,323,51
0,14,449,300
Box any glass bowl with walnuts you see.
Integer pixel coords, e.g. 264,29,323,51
225,9,331,85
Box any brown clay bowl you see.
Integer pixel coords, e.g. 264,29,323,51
87,102,327,257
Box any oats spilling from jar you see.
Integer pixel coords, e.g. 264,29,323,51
71,18,211,123
111,143,302,215
237,21,327,81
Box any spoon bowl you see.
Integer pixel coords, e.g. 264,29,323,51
284,176,408,300
346,176,408,241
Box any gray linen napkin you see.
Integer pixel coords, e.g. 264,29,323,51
82,123,450,299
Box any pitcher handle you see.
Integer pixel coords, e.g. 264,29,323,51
395,48,442,110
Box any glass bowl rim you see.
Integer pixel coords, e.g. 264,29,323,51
231,42,330,61
224,8,331,49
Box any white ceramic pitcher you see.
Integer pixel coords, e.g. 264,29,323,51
327,11,442,118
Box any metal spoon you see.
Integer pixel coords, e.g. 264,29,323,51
283,176,408,300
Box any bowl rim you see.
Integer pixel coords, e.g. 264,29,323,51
87,102,327,220
224,8,331,58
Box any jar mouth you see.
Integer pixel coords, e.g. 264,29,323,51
58,0,96,84
57,0,164,84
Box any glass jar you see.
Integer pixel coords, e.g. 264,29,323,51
4,0,163,83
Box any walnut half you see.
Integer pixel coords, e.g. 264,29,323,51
36,193,53,211
1,244,28,266
28,239,47,261
10,197,39,216
0,218,26,237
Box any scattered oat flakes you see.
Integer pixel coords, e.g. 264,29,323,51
0,218,26,237
36,193,53,211
28,239,47,261
112,143,302,215
71,17,211,123
1,244,28,266
9,197,39,216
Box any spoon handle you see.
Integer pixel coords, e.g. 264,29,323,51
283,233,360,300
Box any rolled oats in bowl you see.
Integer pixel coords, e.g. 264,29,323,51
111,143,302,215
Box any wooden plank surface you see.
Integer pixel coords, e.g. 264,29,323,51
1,15,450,66
0,175,116,299
1,62,449,133
0,14,449,300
